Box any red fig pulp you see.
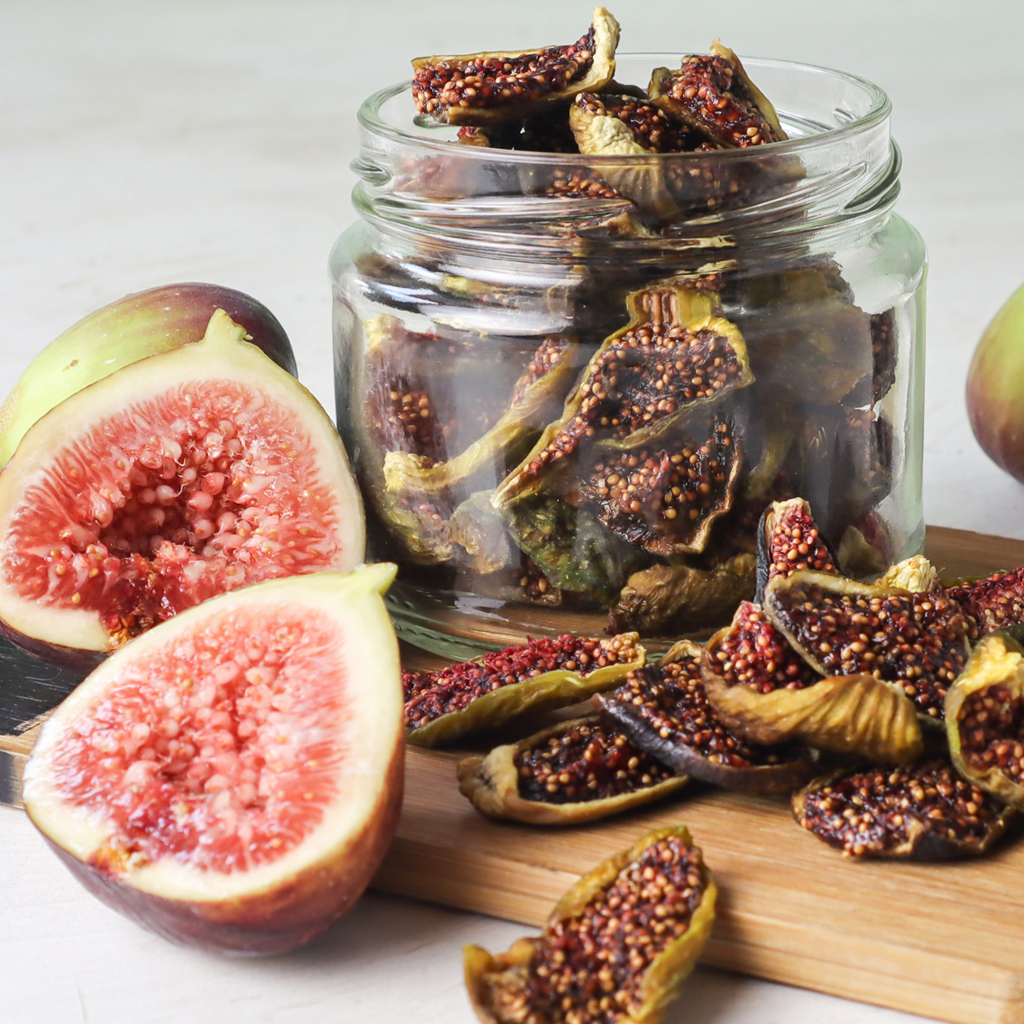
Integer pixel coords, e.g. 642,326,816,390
967,281,1024,483
0,310,363,659
22,566,403,955
0,282,297,467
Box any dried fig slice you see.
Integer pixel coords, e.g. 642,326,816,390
947,566,1024,640
870,308,898,403
503,496,646,604
403,632,645,747
600,640,815,792
946,630,1024,808
494,287,742,507
383,335,578,498
570,91,702,155
449,491,514,574
754,497,839,602
703,601,923,762
580,420,743,557
457,713,687,825
412,7,620,126
793,759,1014,860
608,551,755,635
464,825,715,1024
648,41,786,149
764,570,972,722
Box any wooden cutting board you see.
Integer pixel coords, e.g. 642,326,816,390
4,525,1024,1024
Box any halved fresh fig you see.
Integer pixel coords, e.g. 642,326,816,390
0,283,297,468
411,8,620,126
456,713,687,825
22,565,403,955
0,310,364,663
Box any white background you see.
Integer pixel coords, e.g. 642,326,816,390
1,2,1022,1021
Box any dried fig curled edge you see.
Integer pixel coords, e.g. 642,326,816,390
703,602,923,763
763,570,971,724
457,713,688,825
600,640,816,792
412,7,620,126
946,630,1024,808
754,496,839,602
793,759,1014,860
403,633,645,747
464,825,716,1024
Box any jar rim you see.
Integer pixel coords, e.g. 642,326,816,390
357,53,891,161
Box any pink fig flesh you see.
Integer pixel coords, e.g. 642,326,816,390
23,566,403,955
0,282,297,467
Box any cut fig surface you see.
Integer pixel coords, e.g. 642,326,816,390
22,566,403,954
947,566,1024,640
754,497,838,601
0,282,297,469
465,825,715,1024
946,631,1024,808
456,713,686,825
403,632,644,747
412,7,619,126
793,759,1013,860
764,571,971,721
0,311,364,657
600,641,815,792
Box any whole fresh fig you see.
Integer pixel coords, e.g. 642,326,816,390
967,281,1024,482
0,283,297,467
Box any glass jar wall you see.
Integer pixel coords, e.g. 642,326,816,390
331,56,926,660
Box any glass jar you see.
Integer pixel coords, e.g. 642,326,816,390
331,55,926,661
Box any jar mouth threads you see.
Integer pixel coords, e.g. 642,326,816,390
353,56,895,250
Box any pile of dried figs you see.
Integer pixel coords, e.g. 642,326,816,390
351,6,904,646
394,490,1024,1021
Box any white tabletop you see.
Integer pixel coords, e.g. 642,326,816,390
2,2,1022,1022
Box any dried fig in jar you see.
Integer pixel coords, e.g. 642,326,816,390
412,7,620,126
945,630,1024,808
608,551,755,636
599,640,816,792
764,570,972,723
457,713,687,825
503,496,647,605
580,419,743,558
464,825,715,1024
793,759,1014,860
649,41,787,149
703,600,923,762
493,286,745,507
403,632,645,747
383,335,579,498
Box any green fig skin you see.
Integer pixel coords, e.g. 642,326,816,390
0,283,297,467
967,281,1024,483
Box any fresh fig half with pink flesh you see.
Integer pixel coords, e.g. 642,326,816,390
0,283,297,468
0,309,363,663
22,564,403,956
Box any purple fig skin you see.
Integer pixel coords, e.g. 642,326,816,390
967,281,1024,483
0,283,297,466
0,617,105,672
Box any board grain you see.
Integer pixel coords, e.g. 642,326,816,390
4,524,1024,1024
